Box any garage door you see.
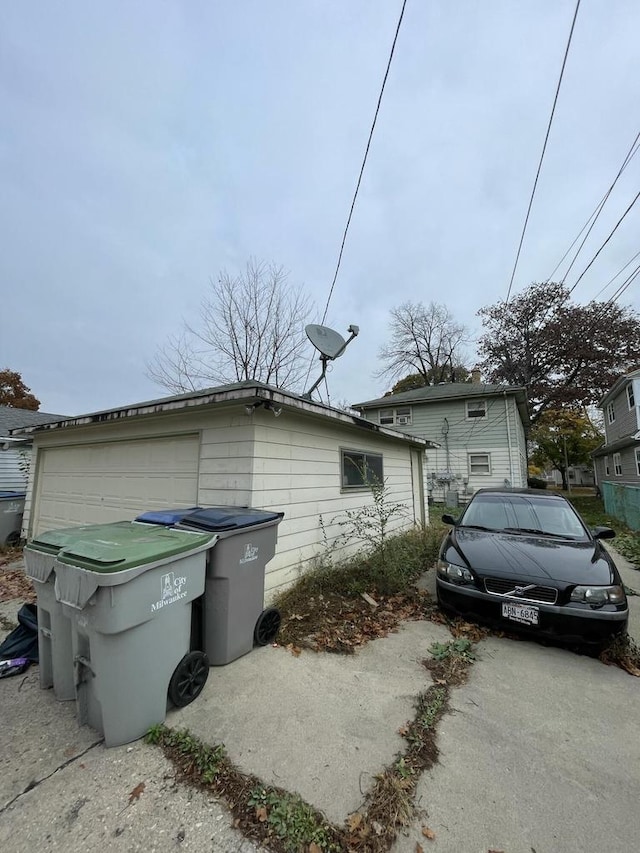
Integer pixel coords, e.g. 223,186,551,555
32,435,200,535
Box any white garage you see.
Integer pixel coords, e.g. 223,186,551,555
32,435,200,533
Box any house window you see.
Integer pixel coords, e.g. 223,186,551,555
636,448,640,477
468,452,491,475
341,449,383,489
627,384,635,410
378,407,412,426
607,403,615,424
604,456,610,476
395,407,412,426
466,400,487,419
613,452,622,476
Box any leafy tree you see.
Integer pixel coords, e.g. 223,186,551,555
477,282,640,423
386,366,470,396
147,259,313,393
0,369,40,410
530,408,603,490
377,301,469,386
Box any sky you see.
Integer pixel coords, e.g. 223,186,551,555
1,0,639,416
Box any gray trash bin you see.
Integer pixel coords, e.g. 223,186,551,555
178,507,284,665
0,491,26,546
53,523,215,747
24,522,134,701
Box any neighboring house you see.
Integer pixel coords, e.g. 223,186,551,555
353,373,529,504
593,368,640,485
0,405,67,491
545,465,595,488
14,382,434,597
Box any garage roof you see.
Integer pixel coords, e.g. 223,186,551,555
12,381,439,449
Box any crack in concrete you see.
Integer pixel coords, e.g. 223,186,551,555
0,738,104,815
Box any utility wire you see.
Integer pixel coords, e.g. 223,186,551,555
320,0,407,325
546,130,640,284
591,249,640,300
505,0,581,303
567,189,640,294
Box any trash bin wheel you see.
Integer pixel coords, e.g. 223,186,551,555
168,651,210,708
5,531,21,547
254,607,281,646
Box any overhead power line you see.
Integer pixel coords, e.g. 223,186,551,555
320,0,408,325
567,189,640,294
546,130,640,284
504,0,582,303
591,249,640,301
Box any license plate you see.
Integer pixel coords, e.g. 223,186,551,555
501,602,539,626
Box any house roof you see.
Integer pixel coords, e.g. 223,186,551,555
592,433,640,457
0,405,67,438
13,381,439,449
353,382,529,426
598,368,640,408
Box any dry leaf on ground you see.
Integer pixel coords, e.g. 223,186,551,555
422,825,436,840
128,782,145,804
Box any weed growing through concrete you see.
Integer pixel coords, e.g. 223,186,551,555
145,634,480,853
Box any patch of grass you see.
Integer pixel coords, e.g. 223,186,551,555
599,633,640,677
248,787,338,852
563,494,628,531
614,533,640,569
424,637,477,686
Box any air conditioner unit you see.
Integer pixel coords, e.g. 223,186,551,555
397,416,411,425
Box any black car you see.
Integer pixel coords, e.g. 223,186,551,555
437,489,628,648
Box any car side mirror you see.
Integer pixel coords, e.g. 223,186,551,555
441,513,458,526
592,526,616,540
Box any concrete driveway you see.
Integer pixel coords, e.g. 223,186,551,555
0,547,639,853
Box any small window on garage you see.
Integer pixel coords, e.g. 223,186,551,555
468,452,491,475
466,400,487,419
378,408,395,426
341,450,383,488
613,452,622,476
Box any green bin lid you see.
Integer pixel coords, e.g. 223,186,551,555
55,522,214,573
28,521,134,555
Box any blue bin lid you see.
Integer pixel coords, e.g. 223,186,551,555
180,506,284,532
135,507,202,526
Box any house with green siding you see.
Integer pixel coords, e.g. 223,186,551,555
353,372,529,504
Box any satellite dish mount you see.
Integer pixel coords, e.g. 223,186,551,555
303,323,359,399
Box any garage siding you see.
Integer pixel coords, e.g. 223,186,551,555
249,412,420,596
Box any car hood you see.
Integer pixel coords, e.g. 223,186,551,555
444,528,618,586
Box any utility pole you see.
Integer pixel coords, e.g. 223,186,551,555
563,435,572,493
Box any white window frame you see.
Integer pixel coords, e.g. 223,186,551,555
635,448,640,477
613,452,622,476
340,449,384,490
604,456,610,476
468,452,491,475
466,400,487,420
627,384,635,410
607,403,615,424
378,406,412,426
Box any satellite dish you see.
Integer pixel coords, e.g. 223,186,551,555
305,324,347,359
303,323,360,399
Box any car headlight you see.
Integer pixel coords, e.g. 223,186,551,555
570,585,625,606
437,560,474,584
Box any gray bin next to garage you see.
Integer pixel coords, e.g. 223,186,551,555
0,491,26,546
24,522,135,702
178,507,284,666
53,525,213,747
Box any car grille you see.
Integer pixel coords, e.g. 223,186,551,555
484,577,558,604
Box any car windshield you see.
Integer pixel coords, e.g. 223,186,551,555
460,494,587,539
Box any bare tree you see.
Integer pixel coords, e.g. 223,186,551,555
147,259,313,393
376,301,469,385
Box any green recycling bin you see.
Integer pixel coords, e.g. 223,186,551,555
178,507,284,665
53,523,215,747
24,522,132,701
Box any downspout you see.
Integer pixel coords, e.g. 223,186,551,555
504,391,515,486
